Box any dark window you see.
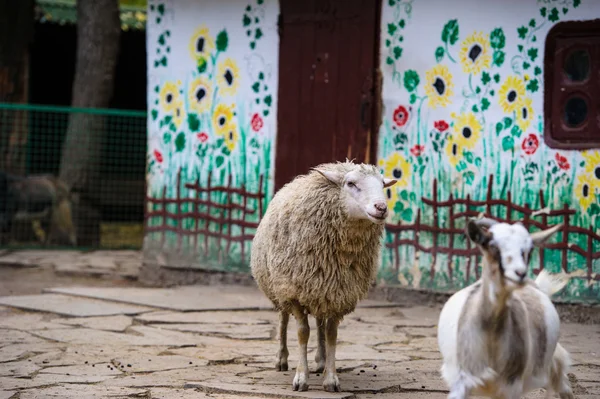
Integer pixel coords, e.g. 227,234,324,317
544,19,600,149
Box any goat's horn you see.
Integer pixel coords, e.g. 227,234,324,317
474,213,498,228
531,223,563,246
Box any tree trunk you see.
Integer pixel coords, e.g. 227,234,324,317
0,0,34,175
59,0,121,246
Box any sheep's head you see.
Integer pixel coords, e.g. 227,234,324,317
314,162,397,224
466,217,562,288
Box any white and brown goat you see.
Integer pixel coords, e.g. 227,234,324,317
437,217,574,399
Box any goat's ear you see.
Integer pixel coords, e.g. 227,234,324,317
314,168,344,186
383,178,397,188
531,224,563,246
466,220,492,246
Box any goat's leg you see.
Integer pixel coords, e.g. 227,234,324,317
447,377,469,399
291,305,310,391
315,317,326,373
322,316,341,392
550,344,574,399
275,311,289,371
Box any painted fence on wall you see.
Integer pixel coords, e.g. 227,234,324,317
378,0,600,302
144,0,279,270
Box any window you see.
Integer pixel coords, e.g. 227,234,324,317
544,19,600,149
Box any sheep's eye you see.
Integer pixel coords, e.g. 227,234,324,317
347,181,358,189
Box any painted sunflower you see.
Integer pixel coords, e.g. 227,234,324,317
515,97,534,132
498,75,526,114
459,31,492,75
424,64,454,108
582,150,600,186
188,76,212,114
445,139,463,168
159,81,180,113
172,100,185,129
378,152,410,188
452,112,481,150
212,103,234,136
574,173,597,211
217,58,240,97
189,25,214,60
222,123,239,152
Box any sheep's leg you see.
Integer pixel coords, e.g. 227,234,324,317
276,311,289,371
292,306,310,392
322,317,341,392
315,317,326,373
447,378,469,399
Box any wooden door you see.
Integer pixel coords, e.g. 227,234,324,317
275,0,381,191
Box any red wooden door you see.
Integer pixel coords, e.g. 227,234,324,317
275,0,381,191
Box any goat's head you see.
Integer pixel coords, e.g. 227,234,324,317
466,217,562,288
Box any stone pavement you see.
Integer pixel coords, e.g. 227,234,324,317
0,284,599,399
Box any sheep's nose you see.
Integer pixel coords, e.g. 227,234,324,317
515,270,526,281
374,202,387,212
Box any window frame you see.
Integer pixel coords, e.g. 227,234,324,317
544,19,600,150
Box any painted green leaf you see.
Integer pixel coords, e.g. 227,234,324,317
399,19,406,29
197,57,207,73
493,73,500,83
386,56,394,65
263,109,269,117
589,203,600,216
548,7,559,22
216,30,229,52
164,115,173,125
475,157,482,168
403,70,420,92
263,95,272,107
540,7,547,17
523,61,531,69
156,17,161,24
247,30,251,37
166,47,170,53
517,26,528,39
518,44,524,52
222,146,231,156
400,190,409,201
409,192,417,202
456,161,467,172
243,14,251,26
250,42,256,50
493,51,505,67
389,0,396,5
573,0,581,7
409,93,417,104
511,125,522,138
481,98,490,111
188,114,200,131
394,201,405,213
258,72,264,80
464,171,475,185
527,48,538,62
432,141,439,152
258,0,264,4
475,86,481,94
157,4,165,15
393,46,403,60
490,89,495,96
255,28,263,40
166,30,171,37
464,151,474,163
529,18,536,28
151,109,158,121
169,122,177,132
387,23,397,36
441,19,459,45
562,7,568,15
435,46,445,62
252,82,260,93
481,71,491,85
158,34,165,46
254,17,259,23
490,28,505,50
526,78,539,92
385,39,391,47
163,132,171,144
215,155,225,168
532,36,537,43
534,66,542,75
159,56,167,66
503,117,512,129
399,35,404,42
502,135,514,151
401,208,413,222
472,104,479,113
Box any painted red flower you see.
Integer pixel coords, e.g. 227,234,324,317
251,113,264,132
393,105,409,127
197,132,209,143
434,120,449,132
521,134,539,155
410,144,425,157
153,150,163,163
555,152,570,170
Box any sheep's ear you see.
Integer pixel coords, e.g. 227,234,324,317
531,224,563,246
383,178,397,188
314,168,344,185
466,219,492,246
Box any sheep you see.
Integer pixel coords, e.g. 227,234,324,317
437,216,574,399
250,160,397,392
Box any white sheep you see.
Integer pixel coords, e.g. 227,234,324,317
437,217,574,399
251,160,397,392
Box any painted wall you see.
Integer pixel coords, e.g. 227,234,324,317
378,0,600,302
144,0,279,271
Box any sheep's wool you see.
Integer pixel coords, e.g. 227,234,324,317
251,162,384,319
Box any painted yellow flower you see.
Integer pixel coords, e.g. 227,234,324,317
445,139,463,168
516,97,534,132
222,123,239,152
582,150,600,186
574,173,597,211
452,112,481,150
217,58,240,97
424,64,454,108
212,103,234,136
378,152,411,188
384,185,399,213
459,31,492,75
189,25,214,60
498,75,526,114
159,81,180,113
188,76,212,114
172,100,184,129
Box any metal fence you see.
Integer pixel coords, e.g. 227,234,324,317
0,102,147,249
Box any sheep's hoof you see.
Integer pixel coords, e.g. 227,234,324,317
293,372,309,391
275,361,288,372
315,364,325,374
323,374,340,392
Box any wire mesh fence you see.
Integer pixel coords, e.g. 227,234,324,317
0,102,147,249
